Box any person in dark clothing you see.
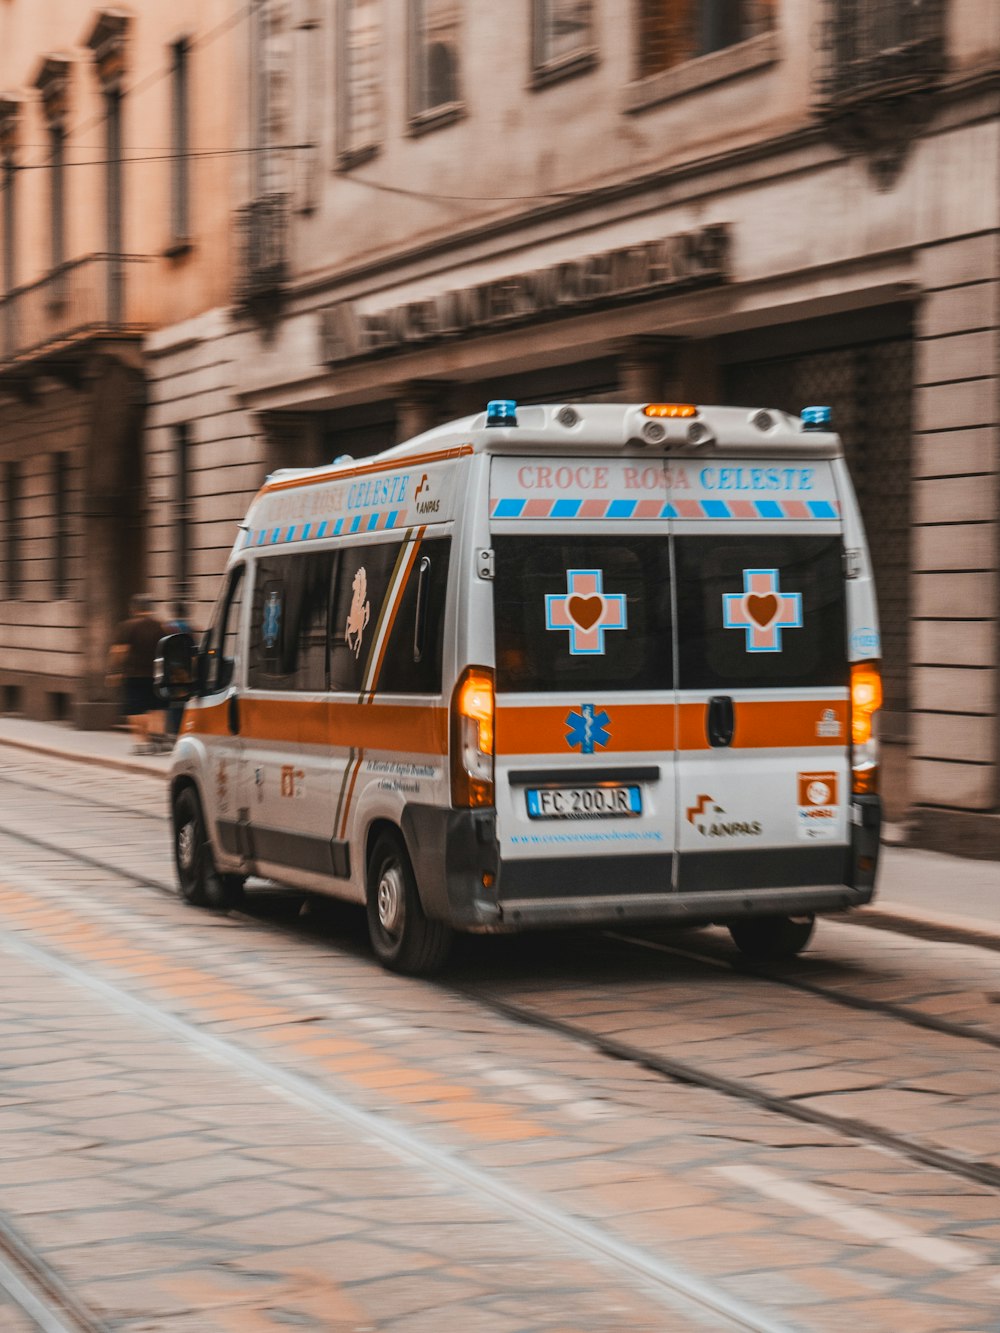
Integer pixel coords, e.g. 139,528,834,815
107,594,169,754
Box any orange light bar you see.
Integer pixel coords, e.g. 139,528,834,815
643,403,698,419
851,662,882,746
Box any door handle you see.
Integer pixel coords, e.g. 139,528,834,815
228,692,240,736
707,696,734,748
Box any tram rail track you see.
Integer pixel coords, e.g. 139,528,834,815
1,806,1000,1203
0,1209,108,1333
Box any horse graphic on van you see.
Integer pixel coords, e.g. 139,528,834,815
346,566,371,658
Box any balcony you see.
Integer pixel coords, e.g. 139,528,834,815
235,193,290,312
0,252,152,376
816,0,946,185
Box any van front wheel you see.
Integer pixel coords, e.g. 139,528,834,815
366,832,452,975
728,914,814,962
173,787,244,911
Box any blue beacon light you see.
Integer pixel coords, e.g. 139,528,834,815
486,399,518,427
801,405,832,431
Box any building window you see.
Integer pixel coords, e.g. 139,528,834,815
5,461,22,598
533,0,596,80
637,0,774,78
338,0,384,165
53,452,70,598
174,423,190,597
2,153,15,296
49,123,66,270
170,38,190,244
104,88,124,320
409,0,461,128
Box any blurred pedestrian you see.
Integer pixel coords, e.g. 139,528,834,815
106,594,169,754
164,599,198,739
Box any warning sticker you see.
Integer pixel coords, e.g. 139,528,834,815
797,771,839,840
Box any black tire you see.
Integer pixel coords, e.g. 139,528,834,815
366,831,452,975
173,786,244,911
728,914,814,962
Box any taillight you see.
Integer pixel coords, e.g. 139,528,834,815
851,661,882,794
451,666,495,808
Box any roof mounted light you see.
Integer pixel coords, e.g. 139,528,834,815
486,399,518,427
644,403,698,419
801,405,832,432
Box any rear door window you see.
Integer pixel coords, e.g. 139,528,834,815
493,535,673,693
674,535,847,691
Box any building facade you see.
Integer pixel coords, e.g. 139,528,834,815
0,0,240,726
3,0,1000,854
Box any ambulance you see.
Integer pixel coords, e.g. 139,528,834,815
159,400,882,974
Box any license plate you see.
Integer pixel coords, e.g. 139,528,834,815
526,785,642,819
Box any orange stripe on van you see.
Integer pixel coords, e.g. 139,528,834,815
181,700,230,737
496,703,675,756
184,697,448,755
257,445,474,498
677,699,848,750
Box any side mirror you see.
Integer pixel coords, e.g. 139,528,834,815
155,632,197,702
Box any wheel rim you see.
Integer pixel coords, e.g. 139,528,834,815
177,819,197,874
376,862,405,938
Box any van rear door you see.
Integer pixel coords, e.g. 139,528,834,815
489,457,676,907
672,461,850,895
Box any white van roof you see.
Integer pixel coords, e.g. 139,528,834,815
262,401,842,494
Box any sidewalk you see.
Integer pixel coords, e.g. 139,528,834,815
1,715,999,944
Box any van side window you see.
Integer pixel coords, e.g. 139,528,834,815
247,553,333,691
377,537,451,694
329,541,400,692
203,566,245,694
674,536,847,691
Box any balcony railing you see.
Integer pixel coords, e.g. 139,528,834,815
819,0,946,106
235,193,290,308
0,253,152,364
816,0,946,185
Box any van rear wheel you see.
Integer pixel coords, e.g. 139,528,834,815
728,914,814,962
366,831,452,975
173,787,244,911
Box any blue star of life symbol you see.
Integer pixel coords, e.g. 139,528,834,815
262,590,282,649
565,703,611,755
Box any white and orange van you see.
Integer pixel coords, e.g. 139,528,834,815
160,400,882,974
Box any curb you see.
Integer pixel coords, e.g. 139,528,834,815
845,903,1000,953
0,733,172,781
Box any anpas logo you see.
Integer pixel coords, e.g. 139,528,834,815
414,473,440,515
685,793,762,838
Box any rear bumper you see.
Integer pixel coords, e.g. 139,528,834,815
402,794,881,934
496,883,873,930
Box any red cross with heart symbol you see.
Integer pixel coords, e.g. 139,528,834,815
545,569,627,655
722,568,803,652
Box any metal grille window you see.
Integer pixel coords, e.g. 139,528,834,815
410,0,461,119
820,0,945,102
339,0,384,163
637,0,774,78
725,337,913,715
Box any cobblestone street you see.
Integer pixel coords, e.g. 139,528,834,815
0,740,998,1330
